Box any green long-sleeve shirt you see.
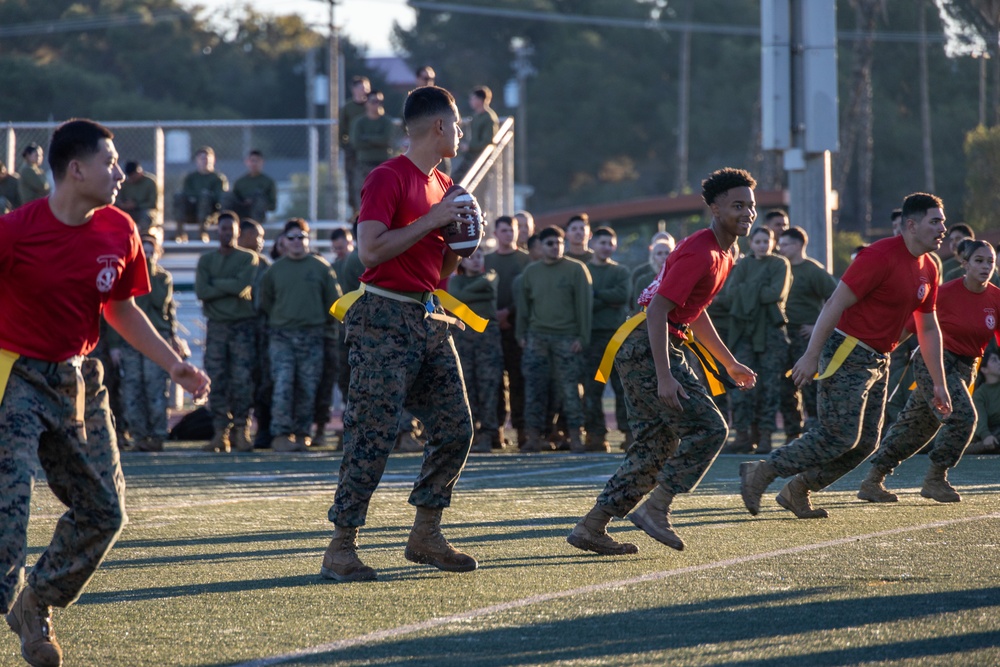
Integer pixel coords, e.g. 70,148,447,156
106,261,177,347
339,100,368,147
195,247,258,322
785,258,836,328
974,381,1000,440
181,170,227,200
467,108,499,158
724,253,790,353
334,249,365,294
260,254,341,330
589,260,631,332
118,173,158,212
516,257,593,345
448,271,498,321
484,249,530,312
231,173,277,212
17,163,49,203
350,114,394,164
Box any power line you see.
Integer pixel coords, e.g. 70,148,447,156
408,1,948,43
0,10,185,39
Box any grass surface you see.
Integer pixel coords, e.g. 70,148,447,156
7,438,1000,666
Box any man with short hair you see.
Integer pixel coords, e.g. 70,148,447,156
0,119,209,667
567,168,758,555
584,226,632,451
741,193,952,520
195,210,258,452
776,226,837,436
514,210,534,251
340,75,372,214
564,213,594,263
228,150,277,223
485,215,531,447
117,161,159,233
941,223,975,282
322,85,480,582
457,85,499,178
237,218,274,448
17,143,49,205
350,90,395,207
516,225,593,452
261,219,340,451
175,146,228,243
764,209,789,237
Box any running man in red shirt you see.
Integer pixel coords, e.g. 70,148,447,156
0,119,209,667
567,168,758,555
740,192,952,519
860,239,1000,503
321,85,480,582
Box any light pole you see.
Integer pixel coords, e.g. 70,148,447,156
510,37,535,189
327,0,340,220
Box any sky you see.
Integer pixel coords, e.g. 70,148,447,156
177,0,416,56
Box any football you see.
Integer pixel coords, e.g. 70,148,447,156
442,186,484,257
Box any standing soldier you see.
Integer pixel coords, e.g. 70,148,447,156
237,219,273,448
228,150,277,223
195,210,258,452
339,76,371,214
516,225,593,452
567,168,758,555
0,119,208,667
740,193,952,519
260,219,341,451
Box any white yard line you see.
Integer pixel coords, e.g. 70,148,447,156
232,511,1000,667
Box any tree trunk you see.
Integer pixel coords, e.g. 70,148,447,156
919,0,935,190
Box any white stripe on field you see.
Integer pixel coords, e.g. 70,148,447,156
232,511,1000,667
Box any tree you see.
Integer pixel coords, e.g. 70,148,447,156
935,0,1000,124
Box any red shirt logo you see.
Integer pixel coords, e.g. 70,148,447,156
986,308,997,331
917,277,929,301
96,255,118,293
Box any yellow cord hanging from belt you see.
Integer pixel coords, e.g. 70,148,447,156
785,332,862,382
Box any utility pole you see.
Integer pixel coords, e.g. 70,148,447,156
510,38,535,191
327,0,340,220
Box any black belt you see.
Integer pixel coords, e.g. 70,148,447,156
945,350,977,367
19,355,84,375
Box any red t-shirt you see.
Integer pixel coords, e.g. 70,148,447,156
638,228,734,331
0,199,149,361
838,235,938,354
358,155,451,293
904,279,1000,358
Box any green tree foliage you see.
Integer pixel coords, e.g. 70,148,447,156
963,124,1000,231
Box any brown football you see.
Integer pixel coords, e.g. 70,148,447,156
442,186,483,257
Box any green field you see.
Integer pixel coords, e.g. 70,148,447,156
8,440,1000,666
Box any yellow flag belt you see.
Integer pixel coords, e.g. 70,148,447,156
330,284,488,333
594,313,735,397
0,348,19,406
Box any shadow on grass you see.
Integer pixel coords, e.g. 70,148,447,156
210,585,1000,666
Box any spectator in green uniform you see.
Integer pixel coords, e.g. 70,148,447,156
17,143,49,205
514,209,534,251
117,161,159,233
237,219,274,449
630,233,675,314
340,75,371,214
350,90,395,209
175,146,228,243
456,85,499,180
940,223,974,280
227,150,277,223
584,227,632,452
260,219,341,452
330,226,359,450
516,225,593,452
564,213,594,263
0,160,21,213
967,349,1000,454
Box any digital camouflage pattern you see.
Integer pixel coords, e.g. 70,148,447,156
770,333,889,489
454,321,503,434
268,326,324,438
521,333,585,433
0,358,125,612
313,325,341,428
119,343,171,442
730,325,790,435
871,350,977,471
330,293,473,527
584,329,629,439
596,326,728,516
203,318,256,435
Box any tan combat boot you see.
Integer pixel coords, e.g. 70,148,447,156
775,474,829,519
739,459,778,515
921,464,961,503
629,486,685,551
202,429,230,453
230,424,253,452
320,526,377,582
404,507,478,572
567,504,639,555
857,466,898,503
6,586,62,667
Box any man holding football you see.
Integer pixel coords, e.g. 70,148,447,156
321,85,480,582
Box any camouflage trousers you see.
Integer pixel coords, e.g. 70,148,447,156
0,357,126,612
596,326,729,516
779,327,809,435
522,332,584,432
250,317,272,442
730,326,789,434
268,326,324,438
330,292,473,527
455,321,503,433
313,330,340,427
119,343,171,441
770,331,890,489
871,350,977,471
496,326,526,432
204,318,256,434
885,337,918,425
584,329,630,438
